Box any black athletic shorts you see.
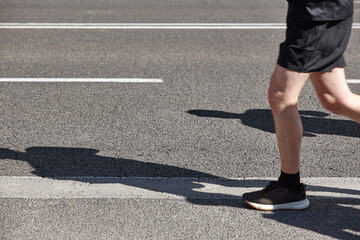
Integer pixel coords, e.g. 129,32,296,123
277,13,353,73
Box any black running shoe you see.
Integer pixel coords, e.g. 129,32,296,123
242,181,310,211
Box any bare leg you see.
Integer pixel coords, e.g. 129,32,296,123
242,64,312,210
310,68,360,123
268,64,310,174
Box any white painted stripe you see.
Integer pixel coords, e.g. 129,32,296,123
0,23,286,29
1,176,359,199
1,78,357,84
1,23,359,29
347,79,360,84
0,23,285,29
0,78,163,83
344,229,360,237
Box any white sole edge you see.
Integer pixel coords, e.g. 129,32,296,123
245,199,310,211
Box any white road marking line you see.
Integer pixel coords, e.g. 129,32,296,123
0,78,163,83
1,78,357,84
343,229,360,237
0,23,287,29
347,79,360,84
1,23,359,29
1,176,359,199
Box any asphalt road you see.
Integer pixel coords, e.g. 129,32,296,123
1,0,360,239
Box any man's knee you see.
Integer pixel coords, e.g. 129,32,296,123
268,65,309,113
268,87,297,113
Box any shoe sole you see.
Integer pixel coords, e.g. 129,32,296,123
244,198,310,211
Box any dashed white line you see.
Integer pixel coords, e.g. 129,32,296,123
347,79,360,84
1,78,358,83
0,78,163,83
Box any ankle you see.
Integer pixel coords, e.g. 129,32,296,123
278,171,301,190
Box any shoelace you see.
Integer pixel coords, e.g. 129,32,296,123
264,181,288,194
264,181,280,190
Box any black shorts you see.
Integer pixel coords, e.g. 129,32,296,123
277,14,353,73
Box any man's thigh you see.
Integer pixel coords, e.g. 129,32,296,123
310,68,353,102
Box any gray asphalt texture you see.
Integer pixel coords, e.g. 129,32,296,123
1,0,360,239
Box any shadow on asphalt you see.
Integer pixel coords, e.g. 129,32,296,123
1,145,360,239
187,109,360,138
261,197,360,240
189,108,360,239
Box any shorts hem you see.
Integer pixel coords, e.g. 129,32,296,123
277,56,347,73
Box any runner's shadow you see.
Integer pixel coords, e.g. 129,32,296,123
1,146,359,239
187,109,360,137
0,146,265,208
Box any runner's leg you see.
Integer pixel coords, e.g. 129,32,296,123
241,64,311,211
268,64,310,174
310,67,360,123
